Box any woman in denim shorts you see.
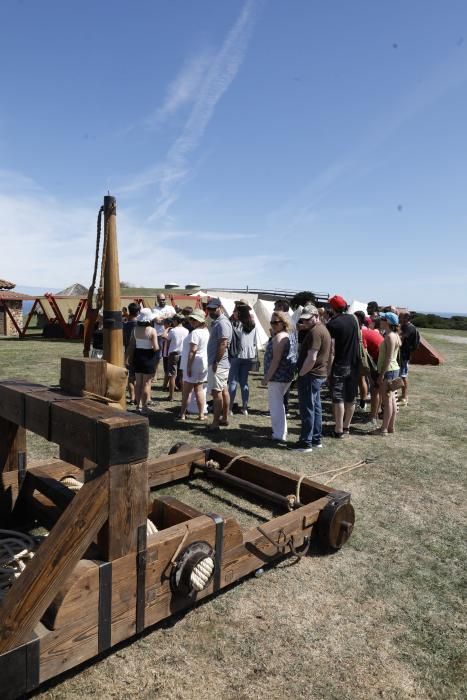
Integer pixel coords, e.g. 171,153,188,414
374,312,401,434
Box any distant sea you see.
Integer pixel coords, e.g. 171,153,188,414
418,311,467,318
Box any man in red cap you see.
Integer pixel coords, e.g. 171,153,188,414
327,295,360,438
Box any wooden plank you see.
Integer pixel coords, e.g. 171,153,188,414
0,418,26,473
50,399,148,466
0,382,147,468
205,447,334,501
95,414,149,467
26,468,77,510
43,560,99,629
60,357,106,396
24,389,82,441
59,358,106,469
151,495,204,528
147,448,205,487
38,612,99,684
24,492,63,531
99,461,148,561
2,460,81,525
0,472,109,653
221,498,329,584
0,380,46,425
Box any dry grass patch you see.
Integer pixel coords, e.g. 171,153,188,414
0,330,465,699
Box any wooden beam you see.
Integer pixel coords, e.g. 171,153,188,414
205,447,334,502
0,472,109,653
151,496,204,528
147,448,205,487
0,417,26,474
60,358,106,397
102,196,124,377
99,461,148,561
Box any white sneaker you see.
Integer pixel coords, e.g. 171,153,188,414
241,408,249,416
365,418,378,429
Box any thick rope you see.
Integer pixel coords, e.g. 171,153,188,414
0,529,38,600
59,476,158,534
88,205,104,310
190,557,215,591
96,209,110,312
222,454,249,472
83,206,104,357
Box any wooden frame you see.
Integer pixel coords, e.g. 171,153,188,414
0,359,354,699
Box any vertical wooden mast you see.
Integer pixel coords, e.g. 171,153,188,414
102,195,124,370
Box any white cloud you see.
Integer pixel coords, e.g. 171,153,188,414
120,0,262,223
0,171,271,289
146,52,213,128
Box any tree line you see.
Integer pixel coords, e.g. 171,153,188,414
411,313,467,331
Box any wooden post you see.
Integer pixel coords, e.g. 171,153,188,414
102,195,125,408
102,196,124,370
0,419,26,474
99,461,148,561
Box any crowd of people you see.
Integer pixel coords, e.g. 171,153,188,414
117,292,421,451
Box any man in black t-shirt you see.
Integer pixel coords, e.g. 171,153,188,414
124,302,140,405
327,295,360,438
399,312,420,406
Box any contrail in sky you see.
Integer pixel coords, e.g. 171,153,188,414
146,0,263,222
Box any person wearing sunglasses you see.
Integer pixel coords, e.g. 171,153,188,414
262,311,297,445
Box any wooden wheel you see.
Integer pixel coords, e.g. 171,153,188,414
317,496,355,550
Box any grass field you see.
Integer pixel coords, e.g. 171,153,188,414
0,329,466,700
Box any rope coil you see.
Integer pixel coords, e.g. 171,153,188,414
190,557,215,591
0,529,40,600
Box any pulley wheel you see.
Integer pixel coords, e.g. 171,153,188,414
317,498,355,550
171,541,216,598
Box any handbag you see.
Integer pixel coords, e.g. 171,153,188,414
386,376,404,392
354,316,370,376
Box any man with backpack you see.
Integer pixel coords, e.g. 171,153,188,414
399,312,421,406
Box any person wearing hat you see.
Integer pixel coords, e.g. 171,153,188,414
290,305,331,452
151,293,176,381
179,309,210,420
165,314,189,401
374,312,402,434
128,308,159,414
327,295,360,438
206,298,233,429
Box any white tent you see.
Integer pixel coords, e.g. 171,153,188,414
348,300,367,314
218,296,269,349
254,298,275,335
253,298,296,341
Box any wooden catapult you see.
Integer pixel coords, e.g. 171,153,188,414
0,197,355,699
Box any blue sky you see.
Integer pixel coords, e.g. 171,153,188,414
1,0,466,312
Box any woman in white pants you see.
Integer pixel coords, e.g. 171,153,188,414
263,311,297,443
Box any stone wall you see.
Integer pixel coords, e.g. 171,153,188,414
0,301,23,336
